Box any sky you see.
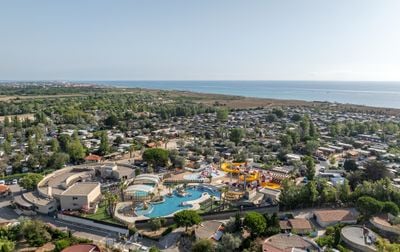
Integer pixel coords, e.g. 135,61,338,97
1,0,400,81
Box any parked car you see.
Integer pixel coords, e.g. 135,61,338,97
12,179,18,185
0,180,5,185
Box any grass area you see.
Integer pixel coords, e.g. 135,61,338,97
83,205,121,225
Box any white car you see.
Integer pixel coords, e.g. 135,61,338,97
0,180,5,185
12,179,18,185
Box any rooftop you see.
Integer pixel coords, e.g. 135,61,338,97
61,182,100,196
314,209,358,223
263,233,320,252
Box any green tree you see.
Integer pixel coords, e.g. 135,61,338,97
19,173,44,190
356,196,383,217
173,210,202,232
20,219,51,247
216,233,241,252
143,148,169,169
98,131,110,155
48,152,70,169
0,239,15,252
192,239,215,252
305,140,319,155
243,212,266,237
67,137,86,163
1,140,11,155
343,159,358,172
229,128,245,146
149,218,162,231
364,160,392,181
303,156,316,181
382,201,400,216
50,138,60,152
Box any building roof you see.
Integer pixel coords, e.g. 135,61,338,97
85,154,102,161
195,220,223,240
263,234,319,252
0,184,9,193
61,244,101,252
61,182,100,196
288,218,313,230
314,209,357,223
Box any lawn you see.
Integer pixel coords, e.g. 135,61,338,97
83,205,121,225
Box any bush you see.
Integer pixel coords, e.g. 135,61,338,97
382,201,400,216
54,239,71,252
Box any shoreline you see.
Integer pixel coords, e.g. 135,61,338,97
1,83,400,114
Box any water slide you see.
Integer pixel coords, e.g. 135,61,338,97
221,162,245,174
239,172,259,182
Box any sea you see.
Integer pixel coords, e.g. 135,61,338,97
90,81,400,109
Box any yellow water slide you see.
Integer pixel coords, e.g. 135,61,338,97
221,162,245,174
239,171,259,182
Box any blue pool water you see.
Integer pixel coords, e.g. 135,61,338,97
135,187,220,218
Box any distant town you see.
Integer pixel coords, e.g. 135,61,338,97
0,82,399,252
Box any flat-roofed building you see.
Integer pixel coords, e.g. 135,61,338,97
60,182,101,211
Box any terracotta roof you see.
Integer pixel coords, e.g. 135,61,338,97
61,244,101,252
85,154,102,161
314,209,357,222
0,184,9,193
289,218,313,230
263,234,319,252
279,220,291,230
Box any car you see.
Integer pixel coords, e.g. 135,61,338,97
0,180,5,185
12,179,18,185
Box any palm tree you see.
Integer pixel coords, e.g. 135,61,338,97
220,186,229,210
104,192,119,217
118,180,128,202
210,195,215,212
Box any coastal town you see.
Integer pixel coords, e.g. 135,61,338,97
0,83,400,252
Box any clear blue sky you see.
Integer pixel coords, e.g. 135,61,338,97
1,0,400,81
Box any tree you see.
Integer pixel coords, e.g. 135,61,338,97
216,108,229,122
48,152,69,169
173,210,202,232
364,160,392,181
0,239,15,252
303,156,316,181
67,137,86,163
1,140,11,155
27,137,37,154
382,201,400,216
50,138,60,152
192,239,215,252
243,212,266,237
305,140,319,155
356,196,383,217
19,173,44,190
104,192,118,217
337,179,351,202
229,128,245,146
143,148,169,169
98,131,110,155
343,159,358,172
104,114,119,128
149,218,162,231
20,219,51,247
216,233,241,252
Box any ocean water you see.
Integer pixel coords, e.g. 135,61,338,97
92,81,400,109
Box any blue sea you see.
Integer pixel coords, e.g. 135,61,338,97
90,81,400,109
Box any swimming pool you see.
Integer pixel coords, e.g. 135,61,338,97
135,186,220,218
